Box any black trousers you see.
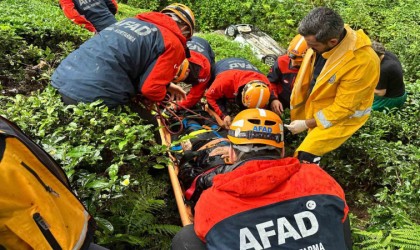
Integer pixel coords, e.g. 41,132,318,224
297,151,321,164
171,224,205,250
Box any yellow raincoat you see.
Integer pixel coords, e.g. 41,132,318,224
0,116,94,249
290,25,380,156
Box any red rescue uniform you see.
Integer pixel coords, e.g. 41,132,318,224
194,157,349,249
205,58,276,119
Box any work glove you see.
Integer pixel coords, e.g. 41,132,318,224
284,120,308,134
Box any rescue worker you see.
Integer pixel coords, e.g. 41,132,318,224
175,36,216,110
59,0,118,33
52,3,195,108
267,34,308,109
171,108,352,249
287,7,380,164
371,41,407,111
205,57,283,129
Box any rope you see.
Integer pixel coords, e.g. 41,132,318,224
137,96,183,135
138,95,221,135
166,100,221,129
155,101,184,135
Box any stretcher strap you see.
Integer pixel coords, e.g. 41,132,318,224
184,167,216,200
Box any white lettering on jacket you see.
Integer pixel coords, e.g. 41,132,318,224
115,20,157,36
78,0,93,5
239,211,319,250
228,62,259,71
187,43,205,53
79,0,100,10
300,242,325,250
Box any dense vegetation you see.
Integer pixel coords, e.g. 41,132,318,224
0,0,418,249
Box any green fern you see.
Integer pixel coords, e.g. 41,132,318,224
353,225,420,250
95,186,180,248
388,226,420,249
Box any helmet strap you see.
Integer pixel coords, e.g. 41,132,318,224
233,144,276,153
232,144,282,161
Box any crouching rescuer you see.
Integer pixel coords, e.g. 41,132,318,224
171,108,352,250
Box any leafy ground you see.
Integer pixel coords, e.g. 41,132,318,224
0,61,46,96
1,0,419,249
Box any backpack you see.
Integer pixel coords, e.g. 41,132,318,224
0,116,96,250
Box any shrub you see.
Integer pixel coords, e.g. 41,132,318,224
1,0,419,248
0,87,177,248
0,0,90,49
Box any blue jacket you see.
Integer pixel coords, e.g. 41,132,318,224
60,0,118,32
52,13,187,107
214,57,262,75
177,36,216,109
187,36,216,67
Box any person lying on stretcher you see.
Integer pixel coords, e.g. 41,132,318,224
171,117,232,210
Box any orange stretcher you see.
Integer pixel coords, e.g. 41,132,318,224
157,117,194,226
156,104,224,226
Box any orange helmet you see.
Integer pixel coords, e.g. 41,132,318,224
287,34,308,63
241,80,270,108
228,108,284,148
173,59,190,82
161,3,195,39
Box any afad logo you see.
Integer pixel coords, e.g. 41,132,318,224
114,20,158,36
239,200,321,250
253,126,272,133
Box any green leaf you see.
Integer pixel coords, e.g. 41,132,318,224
153,164,165,170
66,145,93,158
118,139,128,150
108,163,119,178
95,217,114,233
285,19,294,25
85,179,110,189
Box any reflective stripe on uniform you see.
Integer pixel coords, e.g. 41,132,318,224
350,107,372,118
72,210,90,250
317,107,372,129
316,110,332,128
